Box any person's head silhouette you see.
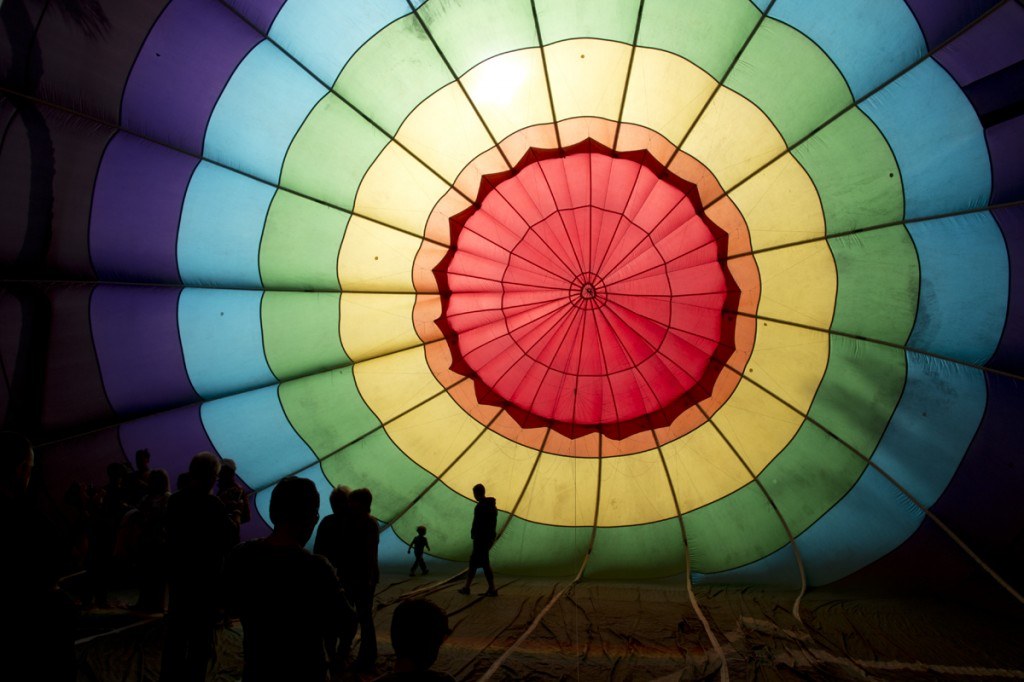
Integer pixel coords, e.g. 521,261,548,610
269,476,320,546
390,599,450,672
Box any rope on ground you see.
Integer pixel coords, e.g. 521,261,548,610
477,555,591,681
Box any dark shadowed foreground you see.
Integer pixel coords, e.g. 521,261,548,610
75,573,1024,681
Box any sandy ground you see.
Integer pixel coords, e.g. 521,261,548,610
74,571,1024,681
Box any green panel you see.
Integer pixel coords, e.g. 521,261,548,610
754,337,905,536
281,95,389,210
724,18,851,144
419,0,538,76
793,108,903,234
492,517,587,576
760,425,865,540
587,520,684,579
262,292,347,381
830,228,918,345
391,483,479,562
320,429,433,520
534,0,640,45
259,191,348,291
334,13,453,134
684,481,788,573
805,336,906,457
637,0,760,81
279,367,381,458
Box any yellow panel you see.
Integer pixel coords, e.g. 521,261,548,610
597,449,678,526
514,453,599,526
729,155,825,250
394,81,498,182
621,48,717,144
755,241,837,328
461,50,554,145
545,39,631,123
661,426,751,513
444,430,545,517
351,141,451,235
338,216,421,292
708,373,807,475
737,322,828,421
352,344,442,422
340,292,422,362
682,86,787,190
384,390,488,475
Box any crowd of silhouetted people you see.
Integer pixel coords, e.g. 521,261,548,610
0,434,458,681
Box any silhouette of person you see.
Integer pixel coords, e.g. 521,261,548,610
408,525,430,576
0,431,76,680
373,598,454,681
459,483,498,596
124,447,151,506
135,468,171,612
160,452,240,682
341,487,380,672
313,485,356,670
216,458,251,525
89,460,130,607
225,477,352,681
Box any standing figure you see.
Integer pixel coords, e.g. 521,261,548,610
0,432,76,681
216,459,251,525
160,452,240,682
458,484,497,597
408,525,431,576
339,487,380,673
225,477,352,681
313,485,356,670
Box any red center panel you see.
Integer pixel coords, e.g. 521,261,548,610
434,140,738,440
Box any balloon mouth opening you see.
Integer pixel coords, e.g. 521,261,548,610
433,138,740,441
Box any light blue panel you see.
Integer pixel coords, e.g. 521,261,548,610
907,212,1008,363
204,40,327,183
257,460,337,547
706,354,985,586
768,0,925,99
179,288,275,399
202,385,318,490
178,162,273,289
860,60,991,220
270,0,412,85
748,0,771,13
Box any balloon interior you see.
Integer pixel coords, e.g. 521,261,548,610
2,0,1022,678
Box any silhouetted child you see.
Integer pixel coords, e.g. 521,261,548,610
408,525,430,576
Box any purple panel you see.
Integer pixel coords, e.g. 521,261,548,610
90,133,197,284
120,0,261,155
933,2,1024,85
987,118,1024,205
119,403,213,488
841,373,1024,596
5,0,166,123
39,285,115,435
90,285,198,416
923,372,1024,587
904,0,1000,50
988,206,1024,375
222,0,288,34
